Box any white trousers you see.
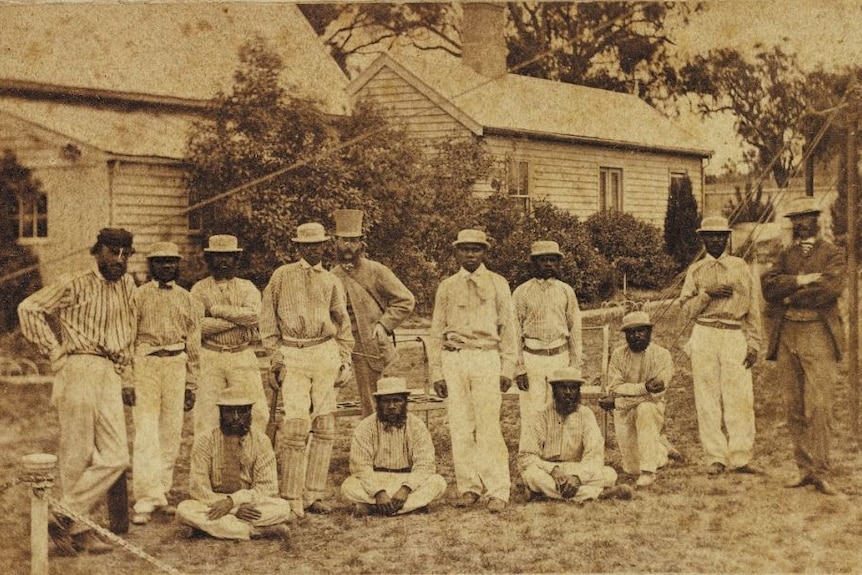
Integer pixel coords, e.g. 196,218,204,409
519,351,569,442
54,356,129,534
688,324,755,468
176,497,291,540
132,353,186,513
442,349,511,502
521,462,617,502
614,401,669,475
195,348,268,438
340,473,447,514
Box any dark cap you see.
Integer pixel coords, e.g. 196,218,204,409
96,228,134,249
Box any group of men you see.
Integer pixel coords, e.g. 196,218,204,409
17,195,846,554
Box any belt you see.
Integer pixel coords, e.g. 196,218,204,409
783,309,821,322
202,341,251,353
281,335,333,349
373,466,412,473
148,348,185,358
523,343,568,357
695,320,741,330
443,343,498,352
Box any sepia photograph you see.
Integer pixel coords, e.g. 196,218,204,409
1,1,860,574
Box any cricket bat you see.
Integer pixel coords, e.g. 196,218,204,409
266,378,280,448
107,470,129,534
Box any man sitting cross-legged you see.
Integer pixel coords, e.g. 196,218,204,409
341,377,447,516
176,387,291,542
519,367,632,503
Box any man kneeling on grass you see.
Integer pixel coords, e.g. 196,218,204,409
176,387,290,542
341,377,447,516
519,367,632,503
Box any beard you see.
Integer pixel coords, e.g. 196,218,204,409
378,410,408,431
220,420,250,437
628,339,650,353
554,399,579,417
98,261,127,282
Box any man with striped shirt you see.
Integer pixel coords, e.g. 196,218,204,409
191,235,268,438
260,222,354,518
130,241,203,526
341,377,447,516
513,240,582,441
678,216,762,476
176,386,291,542
18,228,137,555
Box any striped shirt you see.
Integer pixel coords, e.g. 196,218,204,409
428,265,518,382
17,266,137,381
349,413,437,493
678,253,763,351
188,428,278,506
259,260,354,364
518,404,604,473
607,343,673,411
190,276,261,348
131,280,204,387
513,277,583,371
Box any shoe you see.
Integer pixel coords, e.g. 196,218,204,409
635,472,655,488
707,462,726,476
525,490,545,503
48,514,76,557
667,448,686,463
158,504,177,516
252,523,291,541
179,526,208,539
813,477,839,496
785,474,816,488
486,498,506,513
598,485,634,501
131,512,151,525
305,500,332,514
732,464,762,475
414,505,431,514
71,531,113,554
454,491,480,508
352,502,374,517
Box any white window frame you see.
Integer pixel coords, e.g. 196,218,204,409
507,159,531,212
11,190,48,241
599,166,623,211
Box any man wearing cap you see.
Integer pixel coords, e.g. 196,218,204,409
190,235,268,439
340,376,447,516
520,368,631,502
130,241,203,525
331,209,416,417
512,240,582,441
260,222,354,517
599,311,680,488
762,196,845,495
678,216,762,476
176,387,291,542
18,227,138,554
429,229,517,513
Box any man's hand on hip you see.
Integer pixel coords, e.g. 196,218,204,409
432,380,448,399
122,388,136,407
184,389,196,411
499,376,512,393
515,373,529,392
743,348,758,369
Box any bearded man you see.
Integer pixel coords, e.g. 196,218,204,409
519,367,631,502
340,377,447,516
331,209,415,418
176,387,291,541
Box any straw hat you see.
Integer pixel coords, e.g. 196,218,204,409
620,310,653,331
373,377,410,396
547,367,586,386
216,386,254,406
452,229,490,248
292,222,330,243
530,240,563,258
147,241,182,259
784,196,822,218
696,216,732,234
204,235,243,253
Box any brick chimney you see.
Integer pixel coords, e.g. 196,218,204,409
461,3,508,78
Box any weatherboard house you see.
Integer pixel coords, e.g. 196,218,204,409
0,3,348,284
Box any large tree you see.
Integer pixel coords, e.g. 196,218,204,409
299,2,701,104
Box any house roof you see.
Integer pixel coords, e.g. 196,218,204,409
350,51,712,157
0,97,194,160
0,3,348,115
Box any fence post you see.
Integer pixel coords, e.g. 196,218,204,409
21,453,57,575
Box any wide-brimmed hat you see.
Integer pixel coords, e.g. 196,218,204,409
373,376,410,396
96,228,134,249
696,216,732,234
292,222,330,244
204,235,243,253
530,240,563,258
333,209,364,238
147,241,182,260
620,310,653,331
784,196,822,219
216,386,254,407
547,367,585,385
452,229,490,248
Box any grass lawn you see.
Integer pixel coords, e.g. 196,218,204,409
1,303,861,574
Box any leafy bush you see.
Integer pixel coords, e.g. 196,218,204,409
664,174,700,270
585,210,677,290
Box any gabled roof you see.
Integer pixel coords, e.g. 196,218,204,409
0,3,349,115
350,51,712,157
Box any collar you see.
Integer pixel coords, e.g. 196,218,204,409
154,280,176,290
92,264,125,284
458,264,488,278
299,259,324,272
703,251,729,262
534,277,556,285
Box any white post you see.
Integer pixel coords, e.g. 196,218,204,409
21,453,57,575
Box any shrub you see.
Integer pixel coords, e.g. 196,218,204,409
664,174,701,270
585,210,677,290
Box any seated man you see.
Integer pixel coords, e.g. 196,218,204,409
599,311,682,488
519,367,632,502
176,387,290,541
341,377,447,516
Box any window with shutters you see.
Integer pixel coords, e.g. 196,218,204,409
599,167,623,211
11,191,48,239
507,159,531,212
